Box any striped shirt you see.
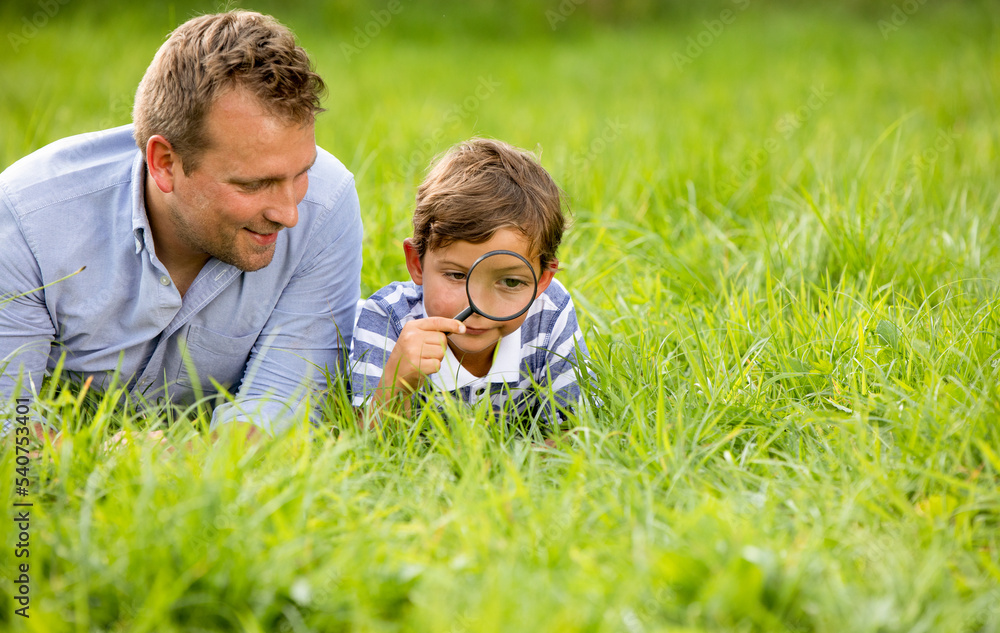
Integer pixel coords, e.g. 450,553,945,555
350,278,587,424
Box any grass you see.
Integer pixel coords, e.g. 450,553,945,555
2,2,1000,631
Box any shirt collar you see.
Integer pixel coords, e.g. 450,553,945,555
126,151,242,290
129,151,153,255
430,325,523,392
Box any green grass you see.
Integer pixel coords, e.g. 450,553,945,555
2,2,1000,631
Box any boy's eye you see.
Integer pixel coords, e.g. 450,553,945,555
443,272,467,282
499,277,529,289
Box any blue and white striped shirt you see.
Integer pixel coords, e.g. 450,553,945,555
350,279,587,423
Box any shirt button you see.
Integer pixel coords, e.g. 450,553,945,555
160,276,171,286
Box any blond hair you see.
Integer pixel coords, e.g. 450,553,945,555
412,138,566,268
132,11,325,171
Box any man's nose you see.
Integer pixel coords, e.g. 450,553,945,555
265,180,301,228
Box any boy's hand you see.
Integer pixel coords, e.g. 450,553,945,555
379,317,466,397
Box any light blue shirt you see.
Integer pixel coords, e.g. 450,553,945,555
0,125,363,434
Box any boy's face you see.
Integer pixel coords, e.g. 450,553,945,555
404,228,554,368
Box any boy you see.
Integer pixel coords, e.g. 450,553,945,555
350,138,588,425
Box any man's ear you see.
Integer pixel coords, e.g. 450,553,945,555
146,135,180,194
403,238,424,285
535,258,558,296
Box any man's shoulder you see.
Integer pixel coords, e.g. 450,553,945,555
0,125,138,218
299,146,356,212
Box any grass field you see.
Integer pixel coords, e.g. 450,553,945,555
2,2,1000,631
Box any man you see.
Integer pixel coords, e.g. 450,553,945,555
0,11,362,436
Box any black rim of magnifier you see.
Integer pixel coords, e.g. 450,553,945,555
454,250,538,322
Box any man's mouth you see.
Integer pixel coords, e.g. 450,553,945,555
245,228,279,246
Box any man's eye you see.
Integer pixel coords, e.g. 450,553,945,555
239,181,266,193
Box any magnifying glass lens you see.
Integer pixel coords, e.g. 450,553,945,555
466,253,537,320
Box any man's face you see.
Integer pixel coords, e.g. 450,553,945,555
405,228,554,368
166,89,317,272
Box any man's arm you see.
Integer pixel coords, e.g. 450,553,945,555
0,196,55,433
210,183,364,435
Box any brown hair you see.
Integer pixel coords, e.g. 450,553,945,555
132,10,325,171
411,138,566,268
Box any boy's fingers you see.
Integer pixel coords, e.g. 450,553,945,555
414,317,466,335
419,334,448,358
421,358,442,375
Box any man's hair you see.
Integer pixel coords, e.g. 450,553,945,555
411,138,566,268
132,10,325,171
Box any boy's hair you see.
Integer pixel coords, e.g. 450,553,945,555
132,10,325,172
411,138,566,268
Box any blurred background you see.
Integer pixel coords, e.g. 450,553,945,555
1,0,997,300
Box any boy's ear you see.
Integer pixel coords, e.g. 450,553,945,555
403,238,424,285
535,258,558,296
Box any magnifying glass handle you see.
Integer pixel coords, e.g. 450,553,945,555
454,306,474,322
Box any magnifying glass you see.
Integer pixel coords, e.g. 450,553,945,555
454,250,539,322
